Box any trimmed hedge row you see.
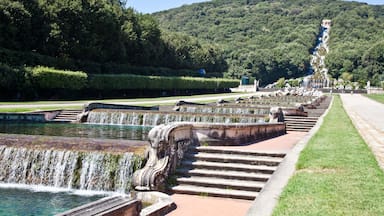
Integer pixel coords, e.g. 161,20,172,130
31,66,88,90
1,65,238,93
88,74,239,90
0,48,200,77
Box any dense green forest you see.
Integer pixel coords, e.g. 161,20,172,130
0,0,227,74
0,0,238,99
154,0,384,86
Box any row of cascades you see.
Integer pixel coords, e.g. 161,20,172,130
0,146,138,193
305,19,331,88
86,109,268,126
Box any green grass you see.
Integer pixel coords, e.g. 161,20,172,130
0,106,83,113
273,95,384,216
0,92,253,112
365,94,384,104
0,92,251,105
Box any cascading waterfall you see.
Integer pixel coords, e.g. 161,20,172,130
0,146,140,193
179,106,270,115
87,110,265,126
306,19,331,88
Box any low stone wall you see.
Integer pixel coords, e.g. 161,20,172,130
0,113,47,122
83,102,159,112
57,196,141,216
133,122,286,191
192,122,285,146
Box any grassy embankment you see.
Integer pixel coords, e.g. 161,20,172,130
0,92,254,113
273,95,384,215
365,94,384,104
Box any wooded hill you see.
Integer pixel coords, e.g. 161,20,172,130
154,0,384,86
0,0,239,99
0,0,227,75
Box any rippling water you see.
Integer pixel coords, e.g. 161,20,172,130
0,122,151,140
0,184,106,216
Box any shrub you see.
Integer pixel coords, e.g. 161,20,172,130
0,63,27,91
31,66,88,90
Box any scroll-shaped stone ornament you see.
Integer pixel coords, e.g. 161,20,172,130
132,123,194,191
133,124,169,191
269,107,284,123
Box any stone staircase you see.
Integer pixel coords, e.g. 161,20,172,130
171,146,286,200
284,116,319,132
52,110,82,122
285,95,332,132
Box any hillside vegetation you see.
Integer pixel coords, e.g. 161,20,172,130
0,0,227,75
155,0,384,86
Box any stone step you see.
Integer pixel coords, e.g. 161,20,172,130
286,125,313,129
172,185,258,200
55,115,78,119
286,128,311,132
284,118,318,122
176,168,271,182
185,152,283,166
181,160,277,174
176,176,265,192
53,110,82,122
194,146,286,158
286,123,315,127
57,113,79,116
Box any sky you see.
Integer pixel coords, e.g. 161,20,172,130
126,0,384,14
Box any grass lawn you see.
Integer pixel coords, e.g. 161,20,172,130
365,94,384,104
0,92,253,105
0,92,254,113
273,95,384,216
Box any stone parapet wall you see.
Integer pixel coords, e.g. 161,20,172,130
83,102,159,112
192,122,285,146
0,113,47,122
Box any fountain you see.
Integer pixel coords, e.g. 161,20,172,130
0,90,326,215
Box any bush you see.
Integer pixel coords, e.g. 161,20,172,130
31,66,88,90
89,74,238,90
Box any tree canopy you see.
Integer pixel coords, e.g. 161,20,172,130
0,0,227,75
154,0,384,85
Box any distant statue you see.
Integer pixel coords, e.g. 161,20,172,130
269,107,284,123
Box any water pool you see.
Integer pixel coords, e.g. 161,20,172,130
0,122,152,140
0,185,106,216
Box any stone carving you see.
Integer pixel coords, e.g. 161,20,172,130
133,124,194,191
282,103,308,117
269,107,284,123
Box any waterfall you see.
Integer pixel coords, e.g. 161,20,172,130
87,110,266,126
178,106,270,115
307,19,331,88
0,146,140,193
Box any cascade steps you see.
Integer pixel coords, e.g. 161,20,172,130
52,110,82,122
171,146,286,200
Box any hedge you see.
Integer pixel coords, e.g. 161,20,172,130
31,66,88,90
0,48,201,77
88,74,239,90
0,63,27,91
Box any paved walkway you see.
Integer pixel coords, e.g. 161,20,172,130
168,132,307,216
340,94,384,169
